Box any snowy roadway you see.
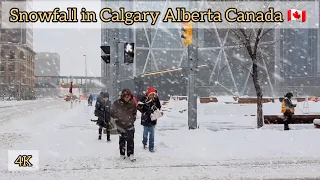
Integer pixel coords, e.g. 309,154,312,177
0,99,320,179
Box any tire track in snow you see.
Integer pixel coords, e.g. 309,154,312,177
1,157,319,173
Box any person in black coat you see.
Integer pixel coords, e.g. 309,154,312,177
137,87,161,152
111,89,137,161
94,92,112,141
88,94,93,106
96,92,103,102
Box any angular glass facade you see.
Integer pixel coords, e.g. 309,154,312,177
101,0,319,97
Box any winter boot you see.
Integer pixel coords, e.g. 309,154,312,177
107,139,111,142
98,135,101,140
143,144,147,149
120,155,126,160
284,124,290,130
128,155,136,162
149,149,155,153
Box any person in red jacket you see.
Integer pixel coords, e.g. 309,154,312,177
137,87,161,152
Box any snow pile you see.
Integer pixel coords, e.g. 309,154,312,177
1,97,320,179
216,96,237,103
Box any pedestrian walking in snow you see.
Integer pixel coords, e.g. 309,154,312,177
88,94,93,106
138,87,162,152
111,89,137,161
94,92,112,141
281,92,296,130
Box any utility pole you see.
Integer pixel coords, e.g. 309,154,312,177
83,55,87,95
183,0,198,129
187,29,198,129
111,29,120,101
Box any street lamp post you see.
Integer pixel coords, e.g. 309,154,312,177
83,54,87,95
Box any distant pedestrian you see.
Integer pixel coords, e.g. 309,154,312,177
94,92,112,141
88,94,93,106
111,89,137,161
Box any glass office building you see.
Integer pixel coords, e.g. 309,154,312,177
101,0,320,97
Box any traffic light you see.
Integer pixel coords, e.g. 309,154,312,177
124,42,134,64
101,55,110,64
181,22,192,46
100,45,110,64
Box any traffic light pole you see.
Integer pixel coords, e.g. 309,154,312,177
111,30,120,102
187,0,198,130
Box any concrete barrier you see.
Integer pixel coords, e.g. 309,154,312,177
264,115,320,124
199,97,218,103
295,98,307,102
313,119,320,128
279,97,306,102
162,101,169,105
238,98,275,104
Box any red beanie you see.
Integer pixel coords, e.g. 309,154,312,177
146,87,157,96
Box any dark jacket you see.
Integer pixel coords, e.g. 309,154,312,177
94,98,111,127
284,98,296,115
138,96,161,126
111,99,137,131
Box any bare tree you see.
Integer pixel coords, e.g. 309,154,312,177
229,27,275,128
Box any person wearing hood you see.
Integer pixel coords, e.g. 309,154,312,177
111,89,137,161
137,87,161,152
88,94,93,106
94,92,112,141
281,92,296,130
96,92,103,102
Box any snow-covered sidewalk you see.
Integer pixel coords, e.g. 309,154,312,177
0,101,320,179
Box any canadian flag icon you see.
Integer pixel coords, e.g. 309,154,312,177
287,9,306,22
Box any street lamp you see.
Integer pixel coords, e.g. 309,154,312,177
83,54,87,95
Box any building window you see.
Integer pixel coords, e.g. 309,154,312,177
1,50,5,58
0,76,4,84
20,51,25,59
9,76,14,84
20,65,25,72
8,64,15,71
0,64,4,71
9,50,15,59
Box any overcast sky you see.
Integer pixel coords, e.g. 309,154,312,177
33,29,101,77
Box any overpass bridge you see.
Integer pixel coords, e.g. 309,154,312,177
35,76,103,88
34,76,135,97
34,76,105,97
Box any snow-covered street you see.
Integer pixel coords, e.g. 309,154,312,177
1,98,320,179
